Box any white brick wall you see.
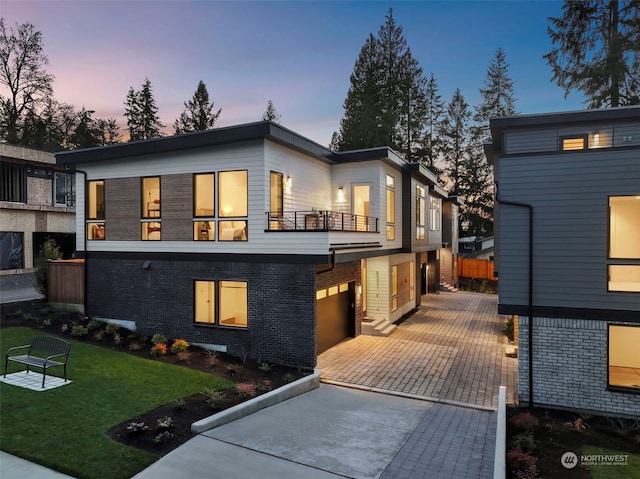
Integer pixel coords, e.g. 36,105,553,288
518,316,640,416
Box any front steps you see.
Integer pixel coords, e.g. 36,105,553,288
361,317,397,337
439,282,459,293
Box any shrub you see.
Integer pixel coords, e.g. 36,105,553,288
87,319,103,331
225,364,241,375
235,383,257,398
509,412,539,432
156,416,173,429
258,362,272,373
260,380,274,392
71,325,88,337
283,373,297,383
128,341,143,351
507,448,537,474
151,333,167,345
105,323,120,336
153,431,173,444
170,339,189,354
503,317,515,341
201,387,226,407
177,351,190,362
605,415,640,436
37,306,52,315
34,238,62,296
113,333,122,345
93,330,105,341
206,351,219,368
511,432,536,453
169,398,186,410
150,343,167,356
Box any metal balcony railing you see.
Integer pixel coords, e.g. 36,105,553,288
265,210,378,232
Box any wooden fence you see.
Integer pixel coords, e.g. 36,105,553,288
457,257,497,280
47,259,84,306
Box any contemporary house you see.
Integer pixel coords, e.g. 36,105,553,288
458,236,494,260
487,106,640,416
55,121,453,369
1,144,76,291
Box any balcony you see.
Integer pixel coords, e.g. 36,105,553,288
265,210,378,233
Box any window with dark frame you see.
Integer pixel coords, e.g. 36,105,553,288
194,280,248,328
561,135,588,151
141,177,161,240
0,162,26,203
87,180,105,240
194,173,215,240
608,324,640,391
608,195,640,292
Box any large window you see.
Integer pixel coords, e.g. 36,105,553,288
386,175,395,240
0,232,24,269
142,177,161,240
608,196,640,292
416,186,426,239
270,171,283,216
87,180,105,240
608,324,640,391
391,265,398,312
218,170,248,241
194,280,248,328
54,172,75,207
429,197,441,231
0,162,26,203
194,173,215,240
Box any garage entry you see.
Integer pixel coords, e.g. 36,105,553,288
316,282,355,354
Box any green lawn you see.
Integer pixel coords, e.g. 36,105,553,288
582,445,640,479
1,327,233,479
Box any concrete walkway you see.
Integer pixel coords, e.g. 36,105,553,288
318,291,517,409
0,286,43,304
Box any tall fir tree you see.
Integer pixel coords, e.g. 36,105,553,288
336,9,428,160
70,108,101,149
544,0,640,107
262,100,281,122
466,47,518,237
124,78,163,141
439,89,471,198
417,73,445,176
174,80,221,134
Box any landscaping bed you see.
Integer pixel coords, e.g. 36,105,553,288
507,406,640,478
1,300,311,459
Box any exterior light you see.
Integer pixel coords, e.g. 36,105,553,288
337,187,345,203
286,176,292,188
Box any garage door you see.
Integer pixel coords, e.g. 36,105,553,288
317,283,353,354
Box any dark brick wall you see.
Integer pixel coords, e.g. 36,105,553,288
316,261,362,336
86,257,317,368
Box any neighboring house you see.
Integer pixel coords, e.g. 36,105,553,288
458,236,494,260
441,196,463,287
487,106,640,416
55,121,454,368
0,144,76,290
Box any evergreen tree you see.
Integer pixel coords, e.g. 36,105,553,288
96,118,120,145
124,78,163,141
465,47,518,236
336,9,428,159
70,108,101,149
174,80,221,134
440,89,471,198
0,19,55,144
545,0,640,107
417,73,445,175
262,100,281,122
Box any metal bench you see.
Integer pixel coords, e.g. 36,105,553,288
4,336,71,388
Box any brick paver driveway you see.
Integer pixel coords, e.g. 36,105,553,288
318,291,517,410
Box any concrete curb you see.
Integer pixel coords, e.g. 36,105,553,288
493,385,506,479
191,368,320,433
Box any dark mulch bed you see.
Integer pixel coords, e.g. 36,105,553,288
1,299,311,457
507,406,640,478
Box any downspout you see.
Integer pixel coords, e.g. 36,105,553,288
68,167,88,315
496,187,534,408
316,249,336,274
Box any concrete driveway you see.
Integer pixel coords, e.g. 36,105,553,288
318,291,517,409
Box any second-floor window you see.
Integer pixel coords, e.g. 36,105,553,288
416,186,426,239
142,177,161,240
386,174,395,240
429,197,441,231
194,173,215,240
1,162,26,203
54,172,75,207
87,180,105,240
218,170,248,241
608,195,640,292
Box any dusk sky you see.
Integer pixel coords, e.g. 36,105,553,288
2,0,586,146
